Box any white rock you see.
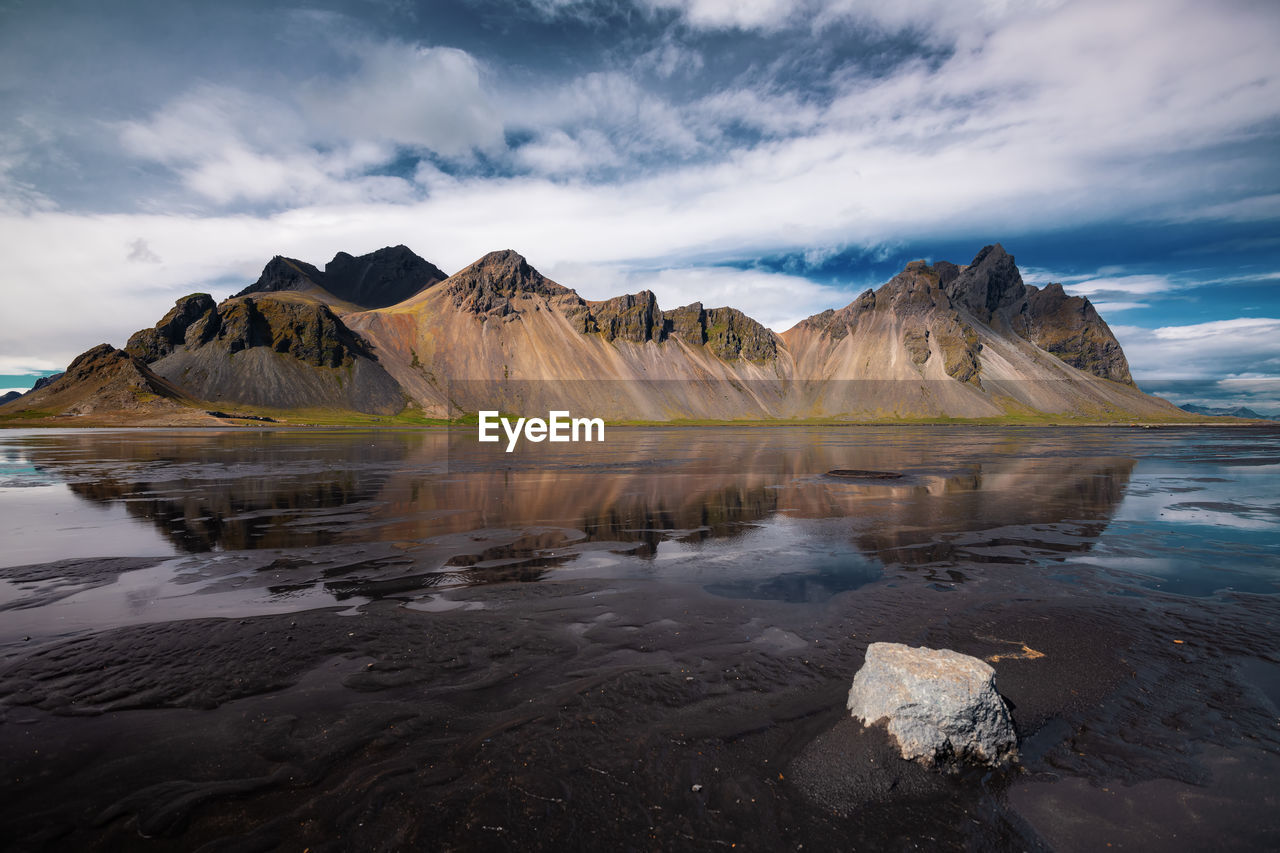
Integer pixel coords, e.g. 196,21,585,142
846,642,1017,767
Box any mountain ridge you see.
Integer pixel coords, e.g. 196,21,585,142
2,243,1192,424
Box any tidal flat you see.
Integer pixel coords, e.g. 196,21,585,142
0,426,1277,851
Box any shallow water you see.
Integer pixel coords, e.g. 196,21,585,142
1,426,1276,633
1,425,1278,850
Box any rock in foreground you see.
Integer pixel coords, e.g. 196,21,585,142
847,642,1016,768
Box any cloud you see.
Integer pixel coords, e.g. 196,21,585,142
308,42,504,157
0,356,67,375
116,41,503,208
1091,301,1148,313
126,238,161,264
1114,318,1280,381
639,0,803,31
2,0,1279,381
1064,275,1178,298
511,129,622,176
503,71,701,164
546,261,852,331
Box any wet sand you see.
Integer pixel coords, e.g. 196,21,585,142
1,426,1278,850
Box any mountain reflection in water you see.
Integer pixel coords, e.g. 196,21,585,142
3,427,1140,602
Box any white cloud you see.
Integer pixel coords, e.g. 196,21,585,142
639,0,803,31
545,261,851,331
1091,301,1148,313
116,42,503,207
126,238,161,264
633,35,705,79
1114,318,1280,380
1064,275,1178,298
1151,317,1280,342
512,129,621,176
307,42,504,157
2,0,1280,376
0,356,66,374
503,71,701,161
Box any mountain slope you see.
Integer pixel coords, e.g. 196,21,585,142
133,292,405,414
0,343,212,424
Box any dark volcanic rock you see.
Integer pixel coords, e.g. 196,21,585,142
827,469,904,480
654,303,778,361
945,244,1026,324
447,250,574,318
0,390,21,405
32,373,62,391
663,302,706,344
902,325,931,365
211,298,369,368
125,293,217,363
703,307,778,362
237,247,445,310
942,245,1132,384
238,256,326,297
148,295,405,414
936,313,982,384
322,245,447,309
1021,283,1133,384
589,291,663,343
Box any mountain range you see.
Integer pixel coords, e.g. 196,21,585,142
1,243,1197,424
1178,404,1278,420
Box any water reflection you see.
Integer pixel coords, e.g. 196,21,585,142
3,425,1277,614
2,427,1146,596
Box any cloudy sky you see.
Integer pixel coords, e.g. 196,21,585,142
2,0,1279,409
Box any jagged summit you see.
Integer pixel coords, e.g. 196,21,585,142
237,246,446,310
442,250,577,314
945,243,1024,322
322,245,447,308
791,245,1132,386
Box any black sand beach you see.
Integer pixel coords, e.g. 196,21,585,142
1,426,1278,850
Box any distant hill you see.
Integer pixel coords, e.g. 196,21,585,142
1,243,1194,424
1179,404,1277,420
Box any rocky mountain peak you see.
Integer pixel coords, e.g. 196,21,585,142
944,244,1025,323
322,245,447,308
466,250,540,287
125,293,217,362
242,256,325,296
238,247,446,310
447,250,572,317
1022,281,1133,384
581,291,663,343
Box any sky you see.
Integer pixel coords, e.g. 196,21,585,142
1,0,1278,410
